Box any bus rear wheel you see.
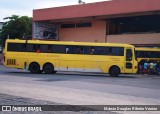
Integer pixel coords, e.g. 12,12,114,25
43,63,54,74
29,62,40,74
109,66,120,77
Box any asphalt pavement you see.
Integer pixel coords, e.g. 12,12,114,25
0,65,160,114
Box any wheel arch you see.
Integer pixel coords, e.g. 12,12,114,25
109,65,121,77
109,65,121,73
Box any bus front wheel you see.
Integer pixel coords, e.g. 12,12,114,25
43,63,54,74
109,66,120,77
29,62,40,74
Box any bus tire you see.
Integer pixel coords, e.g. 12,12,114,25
39,70,43,73
43,63,54,74
29,62,40,74
109,66,120,77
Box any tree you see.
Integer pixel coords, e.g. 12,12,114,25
0,15,32,46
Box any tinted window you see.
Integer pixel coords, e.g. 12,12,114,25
26,44,34,52
136,51,160,58
7,43,124,56
7,43,24,52
52,45,66,53
94,47,110,55
83,46,93,54
111,47,124,56
75,46,84,54
67,46,96,54
67,46,83,54
40,45,51,53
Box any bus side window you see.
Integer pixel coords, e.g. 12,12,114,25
68,46,83,54
20,44,26,52
35,45,40,53
66,46,70,53
26,44,34,52
111,47,124,56
90,47,94,54
48,45,52,52
93,47,103,55
76,47,83,54
40,45,50,53
52,45,66,53
80,46,90,54
94,47,110,55
33,45,36,52
7,43,22,52
68,46,76,54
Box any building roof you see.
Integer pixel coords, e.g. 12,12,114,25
33,0,160,22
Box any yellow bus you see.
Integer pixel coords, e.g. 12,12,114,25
4,39,137,77
135,47,160,64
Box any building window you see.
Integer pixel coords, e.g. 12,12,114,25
76,22,92,27
61,22,92,28
61,24,75,28
108,15,160,35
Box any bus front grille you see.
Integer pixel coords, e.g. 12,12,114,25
7,59,16,65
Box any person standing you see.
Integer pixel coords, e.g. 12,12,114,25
139,64,143,74
144,61,148,75
149,61,154,74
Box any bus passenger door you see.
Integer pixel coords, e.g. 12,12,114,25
125,48,133,73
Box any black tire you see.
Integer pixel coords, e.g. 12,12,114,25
109,66,120,77
29,62,40,74
39,70,43,73
43,63,54,74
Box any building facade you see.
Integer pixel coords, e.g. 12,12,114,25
33,0,160,47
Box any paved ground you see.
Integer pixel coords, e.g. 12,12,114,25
0,65,160,114
0,93,59,105
0,93,115,114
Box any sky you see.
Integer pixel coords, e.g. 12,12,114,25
0,0,107,22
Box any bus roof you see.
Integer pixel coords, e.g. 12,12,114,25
135,47,160,51
6,39,133,47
